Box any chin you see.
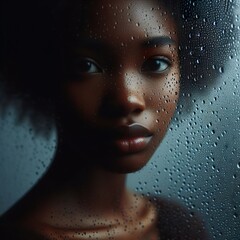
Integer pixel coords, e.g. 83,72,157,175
100,150,154,174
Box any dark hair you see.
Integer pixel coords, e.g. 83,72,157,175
0,0,237,136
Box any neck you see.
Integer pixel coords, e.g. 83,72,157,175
35,138,130,216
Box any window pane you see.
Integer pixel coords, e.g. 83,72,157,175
0,1,239,239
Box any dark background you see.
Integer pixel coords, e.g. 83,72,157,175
0,3,240,240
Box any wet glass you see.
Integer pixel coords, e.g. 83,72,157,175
0,0,239,239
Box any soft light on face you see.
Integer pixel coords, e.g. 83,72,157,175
61,0,180,173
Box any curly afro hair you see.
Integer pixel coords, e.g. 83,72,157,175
0,0,237,136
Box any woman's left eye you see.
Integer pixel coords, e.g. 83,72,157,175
68,58,103,75
75,58,103,74
141,57,171,73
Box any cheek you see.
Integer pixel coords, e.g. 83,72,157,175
64,81,103,120
150,71,180,106
149,73,180,129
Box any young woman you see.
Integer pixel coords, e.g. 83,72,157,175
0,0,235,239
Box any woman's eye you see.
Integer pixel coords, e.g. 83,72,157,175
76,59,102,74
141,57,171,73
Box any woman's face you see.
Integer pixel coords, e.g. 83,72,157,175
61,0,180,173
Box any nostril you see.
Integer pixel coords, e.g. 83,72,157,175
133,108,143,114
99,103,130,119
99,93,145,119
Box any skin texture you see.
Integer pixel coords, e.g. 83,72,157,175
1,0,180,239
58,0,179,173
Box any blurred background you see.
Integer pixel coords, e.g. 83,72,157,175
1,1,240,240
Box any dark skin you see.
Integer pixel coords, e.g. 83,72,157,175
2,0,180,239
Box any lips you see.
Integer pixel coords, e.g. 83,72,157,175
108,123,153,154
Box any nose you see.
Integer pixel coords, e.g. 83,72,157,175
100,71,146,119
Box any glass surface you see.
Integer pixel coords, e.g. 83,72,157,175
0,1,239,239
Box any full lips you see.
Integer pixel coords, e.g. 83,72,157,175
106,123,153,154
113,136,152,154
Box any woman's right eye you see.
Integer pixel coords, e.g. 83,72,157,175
75,59,103,74
141,56,171,74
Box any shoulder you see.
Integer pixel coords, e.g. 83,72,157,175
0,195,42,240
0,209,26,240
0,215,42,240
147,195,209,240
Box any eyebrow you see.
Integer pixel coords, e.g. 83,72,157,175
68,39,113,61
71,36,176,53
142,36,176,48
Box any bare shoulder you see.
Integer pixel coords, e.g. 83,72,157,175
147,195,209,240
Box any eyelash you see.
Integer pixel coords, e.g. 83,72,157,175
73,58,103,74
141,56,171,74
73,56,171,75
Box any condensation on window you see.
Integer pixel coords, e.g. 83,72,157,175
0,1,240,239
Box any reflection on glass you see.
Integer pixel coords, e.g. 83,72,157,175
0,0,237,239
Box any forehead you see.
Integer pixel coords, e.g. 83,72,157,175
67,0,177,43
